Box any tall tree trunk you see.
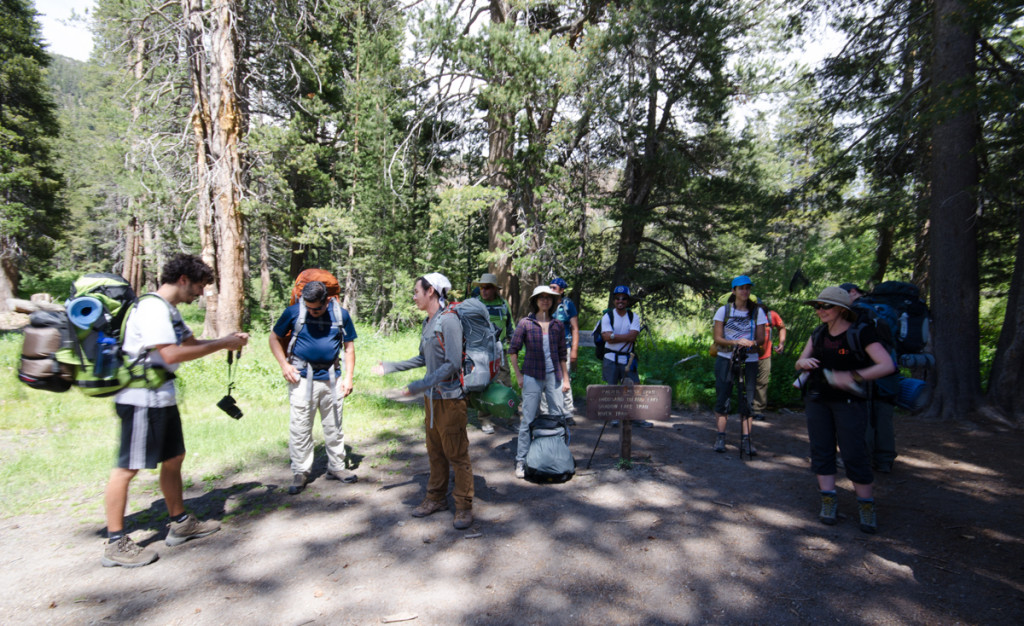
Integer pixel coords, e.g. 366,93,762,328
986,205,1024,427
143,221,157,292
870,223,894,285
210,0,246,333
924,0,980,420
123,213,140,292
486,0,521,315
183,0,219,338
0,255,16,311
259,222,270,310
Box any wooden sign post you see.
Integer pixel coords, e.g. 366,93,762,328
586,384,672,460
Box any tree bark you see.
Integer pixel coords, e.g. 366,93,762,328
209,0,246,333
924,0,981,420
986,204,1024,427
259,222,270,310
183,0,220,338
486,0,522,315
0,256,16,312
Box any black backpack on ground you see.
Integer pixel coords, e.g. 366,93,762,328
524,414,575,484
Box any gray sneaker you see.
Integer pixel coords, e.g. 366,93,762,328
858,500,877,534
713,434,726,453
515,461,526,479
166,514,221,547
101,535,157,568
819,492,838,525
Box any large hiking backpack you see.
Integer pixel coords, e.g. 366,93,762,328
857,281,930,356
593,310,634,360
285,269,346,360
290,268,342,306
18,309,75,392
433,299,502,393
524,414,575,484
17,273,162,397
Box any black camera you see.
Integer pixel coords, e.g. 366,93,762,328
217,394,243,420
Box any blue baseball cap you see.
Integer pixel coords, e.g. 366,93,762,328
731,275,753,288
550,277,568,289
612,285,631,297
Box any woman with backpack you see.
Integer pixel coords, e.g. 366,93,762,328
508,285,570,479
711,275,766,456
795,286,896,534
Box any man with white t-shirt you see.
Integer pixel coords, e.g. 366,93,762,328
600,285,642,385
101,255,249,569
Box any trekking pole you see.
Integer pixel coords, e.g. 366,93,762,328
585,353,635,469
736,361,752,460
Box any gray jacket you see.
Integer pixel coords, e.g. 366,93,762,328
382,308,464,400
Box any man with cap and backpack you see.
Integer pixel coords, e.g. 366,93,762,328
473,272,513,434
270,275,358,495
102,255,249,568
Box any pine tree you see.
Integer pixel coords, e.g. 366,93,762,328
0,0,66,309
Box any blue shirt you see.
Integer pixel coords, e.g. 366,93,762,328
273,302,357,380
553,299,578,345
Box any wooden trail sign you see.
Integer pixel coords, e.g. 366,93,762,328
585,384,671,460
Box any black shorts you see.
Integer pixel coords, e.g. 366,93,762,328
115,403,186,469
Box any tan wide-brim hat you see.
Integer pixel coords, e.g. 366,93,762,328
529,285,561,302
803,286,852,310
475,273,500,287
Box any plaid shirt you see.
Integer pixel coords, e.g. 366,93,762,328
508,315,567,382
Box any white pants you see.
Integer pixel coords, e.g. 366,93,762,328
289,377,346,474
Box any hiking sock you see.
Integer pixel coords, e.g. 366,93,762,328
173,512,190,524
820,490,837,496
108,531,124,543
718,432,726,437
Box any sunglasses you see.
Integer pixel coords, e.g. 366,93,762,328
305,302,327,312
811,303,835,311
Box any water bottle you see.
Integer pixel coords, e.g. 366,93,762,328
93,333,119,378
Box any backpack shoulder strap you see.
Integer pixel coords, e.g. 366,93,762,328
286,301,308,358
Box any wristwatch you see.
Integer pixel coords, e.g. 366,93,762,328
852,370,865,383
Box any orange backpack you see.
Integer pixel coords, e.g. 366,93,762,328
290,269,341,305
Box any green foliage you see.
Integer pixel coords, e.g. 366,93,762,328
0,0,66,278
0,323,426,516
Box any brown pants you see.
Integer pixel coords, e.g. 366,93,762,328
425,397,473,511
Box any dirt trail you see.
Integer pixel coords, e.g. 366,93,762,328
1,405,1021,625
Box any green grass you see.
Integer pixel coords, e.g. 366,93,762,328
1,309,810,518
0,323,428,518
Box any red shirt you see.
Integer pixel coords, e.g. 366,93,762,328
760,310,785,359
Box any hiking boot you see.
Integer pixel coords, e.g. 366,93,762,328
166,514,220,547
515,461,526,479
411,498,448,518
819,492,838,525
858,500,878,534
713,434,726,453
326,468,358,483
753,413,766,421
101,535,157,568
287,472,308,495
453,509,474,530
740,438,758,457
